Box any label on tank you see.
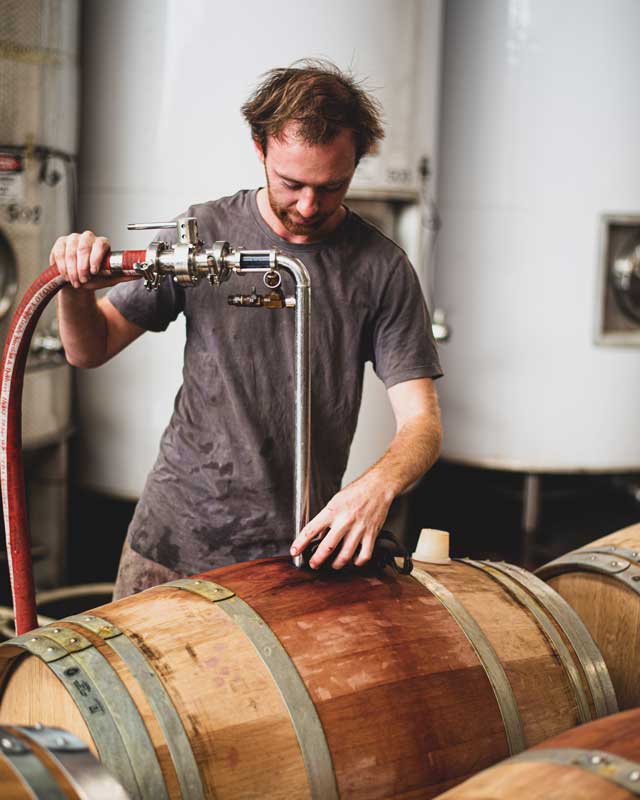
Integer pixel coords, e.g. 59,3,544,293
0,152,25,205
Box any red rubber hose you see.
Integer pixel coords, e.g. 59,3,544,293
1,251,145,634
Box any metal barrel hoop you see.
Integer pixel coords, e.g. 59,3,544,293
12,724,131,800
509,747,640,796
536,546,640,596
0,629,143,798
409,566,526,754
64,612,205,800
0,725,68,800
38,624,169,800
491,561,618,717
165,577,339,800
460,559,593,724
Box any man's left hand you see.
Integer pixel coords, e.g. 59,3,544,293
290,475,394,569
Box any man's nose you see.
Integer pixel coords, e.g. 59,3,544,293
296,188,319,218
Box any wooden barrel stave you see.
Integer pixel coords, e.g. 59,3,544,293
0,755,27,800
0,556,618,799
422,561,585,742
537,521,640,709
208,559,524,796
205,561,510,798
434,760,631,800
93,583,311,800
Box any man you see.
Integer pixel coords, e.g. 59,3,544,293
53,62,443,598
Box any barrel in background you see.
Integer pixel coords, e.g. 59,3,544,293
0,724,129,799
537,521,640,709
434,707,640,799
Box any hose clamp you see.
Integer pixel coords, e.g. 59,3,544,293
109,252,123,275
172,242,195,286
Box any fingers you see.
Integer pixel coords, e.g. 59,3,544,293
64,233,81,287
74,231,97,285
328,523,366,570
307,522,351,569
50,231,105,288
290,507,333,557
89,236,110,275
50,236,69,280
353,532,376,567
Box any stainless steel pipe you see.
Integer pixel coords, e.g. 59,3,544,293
276,255,311,567
227,251,311,567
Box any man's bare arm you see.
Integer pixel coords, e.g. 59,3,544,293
52,231,145,368
57,292,144,368
291,377,442,568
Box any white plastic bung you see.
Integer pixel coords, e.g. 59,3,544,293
413,529,451,564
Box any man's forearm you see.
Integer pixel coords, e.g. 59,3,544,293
371,413,442,492
57,289,109,369
359,412,442,499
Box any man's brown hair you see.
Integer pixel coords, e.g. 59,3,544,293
241,60,385,163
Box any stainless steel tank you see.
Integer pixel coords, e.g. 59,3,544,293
435,0,640,472
0,0,79,447
0,0,79,589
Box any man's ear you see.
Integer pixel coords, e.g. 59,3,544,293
253,137,265,163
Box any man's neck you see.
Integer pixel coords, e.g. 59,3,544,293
256,188,346,244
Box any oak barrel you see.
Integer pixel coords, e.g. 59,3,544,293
0,556,618,799
434,707,640,799
537,521,640,709
0,724,129,799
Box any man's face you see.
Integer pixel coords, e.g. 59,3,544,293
256,123,356,240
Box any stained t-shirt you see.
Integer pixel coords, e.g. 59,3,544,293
108,189,442,573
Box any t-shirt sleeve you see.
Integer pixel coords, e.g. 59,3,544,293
106,210,189,331
107,273,185,332
370,254,443,388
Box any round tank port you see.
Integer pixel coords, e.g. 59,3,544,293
0,230,17,320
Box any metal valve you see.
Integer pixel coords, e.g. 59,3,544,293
228,287,292,309
120,216,300,299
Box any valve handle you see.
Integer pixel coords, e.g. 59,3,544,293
128,216,199,245
127,221,177,231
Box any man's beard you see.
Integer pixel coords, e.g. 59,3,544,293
266,177,327,236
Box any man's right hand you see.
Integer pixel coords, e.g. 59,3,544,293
54,231,146,368
49,231,116,289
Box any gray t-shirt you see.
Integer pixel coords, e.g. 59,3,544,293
108,189,442,573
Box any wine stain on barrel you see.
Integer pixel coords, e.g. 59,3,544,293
129,631,173,678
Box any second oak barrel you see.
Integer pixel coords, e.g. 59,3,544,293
537,521,640,709
434,706,640,799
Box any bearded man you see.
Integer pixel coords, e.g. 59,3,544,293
52,62,443,598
